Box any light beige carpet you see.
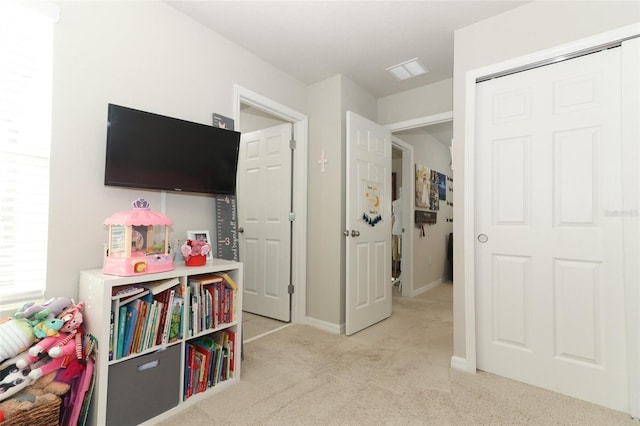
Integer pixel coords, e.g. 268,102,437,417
157,283,635,425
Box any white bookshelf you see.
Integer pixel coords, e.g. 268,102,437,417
79,260,242,426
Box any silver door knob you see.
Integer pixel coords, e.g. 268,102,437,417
351,230,360,237
477,234,488,243
238,227,244,233
343,230,350,237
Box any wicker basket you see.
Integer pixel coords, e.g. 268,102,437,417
0,393,61,426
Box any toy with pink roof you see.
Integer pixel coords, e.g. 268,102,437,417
103,198,174,276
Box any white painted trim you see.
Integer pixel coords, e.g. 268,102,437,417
233,85,308,325
450,355,474,373
391,136,415,298
304,316,343,335
463,23,640,411
244,323,293,343
621,37,640,419
387,111,453,132
412,278,442,297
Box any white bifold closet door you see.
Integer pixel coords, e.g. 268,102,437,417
475,46,628,412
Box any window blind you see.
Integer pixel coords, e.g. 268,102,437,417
0,1,55,308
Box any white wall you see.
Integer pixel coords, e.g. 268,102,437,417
306,75,342,326
452,0,640,361
239,106,287,133
378,78,453,125
48,1,307,301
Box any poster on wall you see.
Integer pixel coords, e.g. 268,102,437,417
415,164,440,211
438,172,447,200
415,164,429,208
429,169,439,211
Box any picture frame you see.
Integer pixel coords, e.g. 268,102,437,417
186,230,213,261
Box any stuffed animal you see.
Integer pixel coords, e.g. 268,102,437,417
181,239,211,260
13,297,73,322
0,318,38,365
16,302,84,381
0,353,47,402
32,318,65,339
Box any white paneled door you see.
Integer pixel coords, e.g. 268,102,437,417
475,47,628,411
345,112,392,335
238,123,292,322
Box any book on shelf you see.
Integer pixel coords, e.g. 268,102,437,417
131,298,149,354
190,338,215,391
141,301,156,351
158,289,175,345
168,295,183,343
192,350,206,394
116,305,127,359
185,344,195,399
111,285,145,300
122,301,138,357
142,277,180,295
213,272,238,291
212,332,225,385
108,310,114,361
119,289,150,306
227,329,236,376
189,275,226,334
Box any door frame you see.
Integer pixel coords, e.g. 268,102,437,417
386,111,453,297
389,137,413,297
460,24,640,415
233,85,308,324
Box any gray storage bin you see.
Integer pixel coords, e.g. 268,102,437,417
106,345,181,426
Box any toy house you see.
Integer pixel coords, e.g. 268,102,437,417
103,198,174,276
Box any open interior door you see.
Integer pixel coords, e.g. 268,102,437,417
238,123,292,322
345,111,392,335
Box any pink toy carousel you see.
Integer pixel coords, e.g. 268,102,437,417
103,198,174,276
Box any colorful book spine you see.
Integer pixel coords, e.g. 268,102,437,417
116,305,127,359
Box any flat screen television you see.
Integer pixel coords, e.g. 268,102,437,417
104,104,240,195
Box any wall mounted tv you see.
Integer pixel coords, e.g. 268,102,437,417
104,103,240,195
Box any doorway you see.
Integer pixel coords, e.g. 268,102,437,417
233,85,308,329
387,113,453,298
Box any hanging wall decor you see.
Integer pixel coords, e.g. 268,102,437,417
429,169,440,211
415,164,429,208
438,172,447,200
362,179,382,226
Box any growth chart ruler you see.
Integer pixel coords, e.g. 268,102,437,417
214,194,239,261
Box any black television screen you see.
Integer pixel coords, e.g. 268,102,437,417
105,104,240,195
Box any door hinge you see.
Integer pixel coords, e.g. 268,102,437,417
289,212,296,222
290,139,296,150
288,284,294,294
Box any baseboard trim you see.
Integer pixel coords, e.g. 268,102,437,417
244,323,293,343
412,278,443,297
450,356,475,373
304,315,343,334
